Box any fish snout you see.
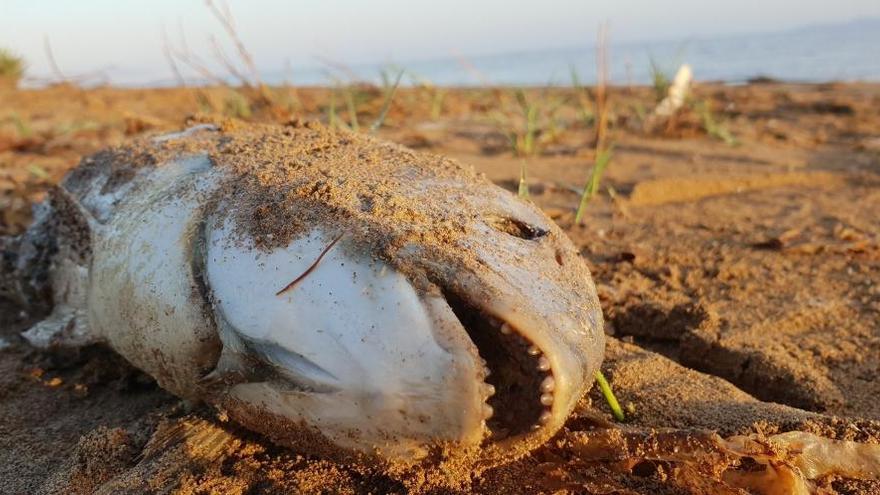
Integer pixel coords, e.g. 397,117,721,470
438,280,604,460
414,194,607,457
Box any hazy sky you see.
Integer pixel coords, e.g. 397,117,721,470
2,0,878,84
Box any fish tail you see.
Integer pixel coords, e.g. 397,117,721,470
0,233,21,301
0,203,55,313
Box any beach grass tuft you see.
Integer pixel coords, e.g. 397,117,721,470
695,99,737,145
0,48,25,86
370,69,404,133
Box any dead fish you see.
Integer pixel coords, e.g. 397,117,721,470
0,121,605,463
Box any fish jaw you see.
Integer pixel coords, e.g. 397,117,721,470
392,185,606,460
203,221,490,459
442,287,604,460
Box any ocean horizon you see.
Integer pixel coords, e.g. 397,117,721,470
27,17,880,88
278,17,880,87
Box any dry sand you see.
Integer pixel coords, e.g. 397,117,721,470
0,82,878,493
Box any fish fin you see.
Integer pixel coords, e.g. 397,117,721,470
199,339,338,395
0,234,24,303
1,184,98,312
243,338,339,392
140,416,237,463
1,203,55,309
17,187,101,348
86,417,238,494
197,343,268,396
199,366,250,391
22,305,96,348
21,249,97,348
48,185,102,253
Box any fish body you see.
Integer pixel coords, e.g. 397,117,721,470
4,121,605,463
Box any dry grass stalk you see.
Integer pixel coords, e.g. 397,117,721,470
593,22,609,151
204,0,261,87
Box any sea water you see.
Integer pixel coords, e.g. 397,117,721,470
273,18,880,87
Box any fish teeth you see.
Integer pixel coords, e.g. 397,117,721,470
482,383,496,397
482,403,494,419
478,357,490,378
537,356,550,371
539,410,552,424
489,321,556,434
529,409,553,430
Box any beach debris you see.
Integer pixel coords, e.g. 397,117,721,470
567,427,880,495
645,64,693,131
655,64,693,117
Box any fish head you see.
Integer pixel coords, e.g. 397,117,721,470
200,128,604,463
393,177,607,459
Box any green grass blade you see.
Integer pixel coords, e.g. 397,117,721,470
518,160,529,198
344,86,359,132
327,91,342,130
514,88,529,114
430,89,445,120
696,100,738,146
9,113,32,138
370,69,404,133
588,148,613,196
594,370,625,421
524,104,538,155
574,147,613,223
569,65,581,89
569,66,595,127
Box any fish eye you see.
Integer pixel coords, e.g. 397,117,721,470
486,215,549,240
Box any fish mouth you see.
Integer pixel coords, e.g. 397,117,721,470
443,291,559,446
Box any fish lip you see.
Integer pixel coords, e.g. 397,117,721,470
441,289,572,451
